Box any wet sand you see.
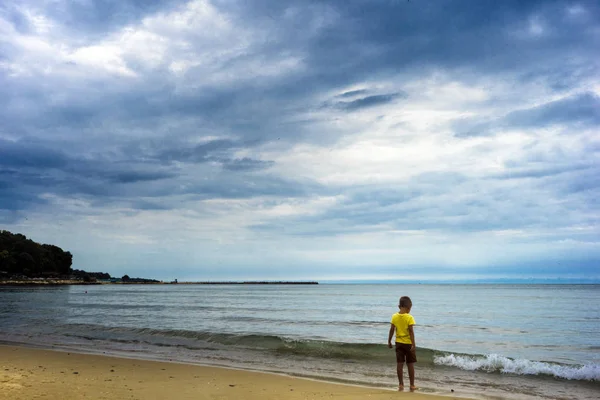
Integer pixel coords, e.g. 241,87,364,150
0,344,463,400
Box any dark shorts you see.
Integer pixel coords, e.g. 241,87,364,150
395,343,417,364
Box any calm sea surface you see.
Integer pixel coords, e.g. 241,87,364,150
1,284,598,399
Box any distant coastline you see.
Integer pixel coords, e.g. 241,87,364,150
0,279,101,286
174,281,319,285
0,279,319,286
2,229,321,287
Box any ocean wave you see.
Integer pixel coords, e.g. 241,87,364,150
62,324,600,382
64,324,413,361
434,353,600,381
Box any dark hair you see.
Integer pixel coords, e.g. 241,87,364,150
399,296,412,308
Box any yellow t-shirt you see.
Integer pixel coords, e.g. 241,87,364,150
390,312,415,344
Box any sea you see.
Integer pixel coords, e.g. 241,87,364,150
0,283,598,400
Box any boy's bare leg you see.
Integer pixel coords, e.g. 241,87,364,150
396,362,404,390
407,362,418,391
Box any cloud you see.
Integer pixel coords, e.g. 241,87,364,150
504,92,600,128
0,139,68,168
1,0,599,280
336,89,369,98
491,164,592,180
155,139,239,164
7,0,184,37
454,92,600,137
222,158,274,171
0,171,49,212
334,92,407,111
108,170,177,184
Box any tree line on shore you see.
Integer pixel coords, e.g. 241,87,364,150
0,230,159,283
0,230,73,278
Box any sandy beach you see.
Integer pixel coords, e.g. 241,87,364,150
0,344,461,400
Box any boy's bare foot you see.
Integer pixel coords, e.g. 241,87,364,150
398,385,404,391
409,385,419,392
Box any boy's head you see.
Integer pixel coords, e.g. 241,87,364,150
399,296,412,311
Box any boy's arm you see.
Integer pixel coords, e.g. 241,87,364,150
388,324,395,348
408,325,416,351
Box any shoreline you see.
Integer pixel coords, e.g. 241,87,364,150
2,284,598,400
0,344,463,400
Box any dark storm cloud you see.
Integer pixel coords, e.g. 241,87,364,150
0,140,68,169
130,200,173,211
218,0,598,92
11,0,579,144
517,63,598,92
183,174,321,199
156,139,239,164
0,172,49,212
3,0,598,150
6,0,184,38
108,170,177,184
453,92,600,137
136,139,275,172
2,0,597,157
0,136,307,215
335,93,406,111
336,89,369,98
504,92,600,128
0,138,173,211
0,163,169,212
0,164,311,214
0,75,311,150
222,158,275,171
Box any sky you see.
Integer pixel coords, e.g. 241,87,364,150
1,0,599,282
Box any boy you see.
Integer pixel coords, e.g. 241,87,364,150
387,296,417,391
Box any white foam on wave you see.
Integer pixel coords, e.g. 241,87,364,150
434,353,600,381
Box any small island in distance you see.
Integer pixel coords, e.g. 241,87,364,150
0,230,317,285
